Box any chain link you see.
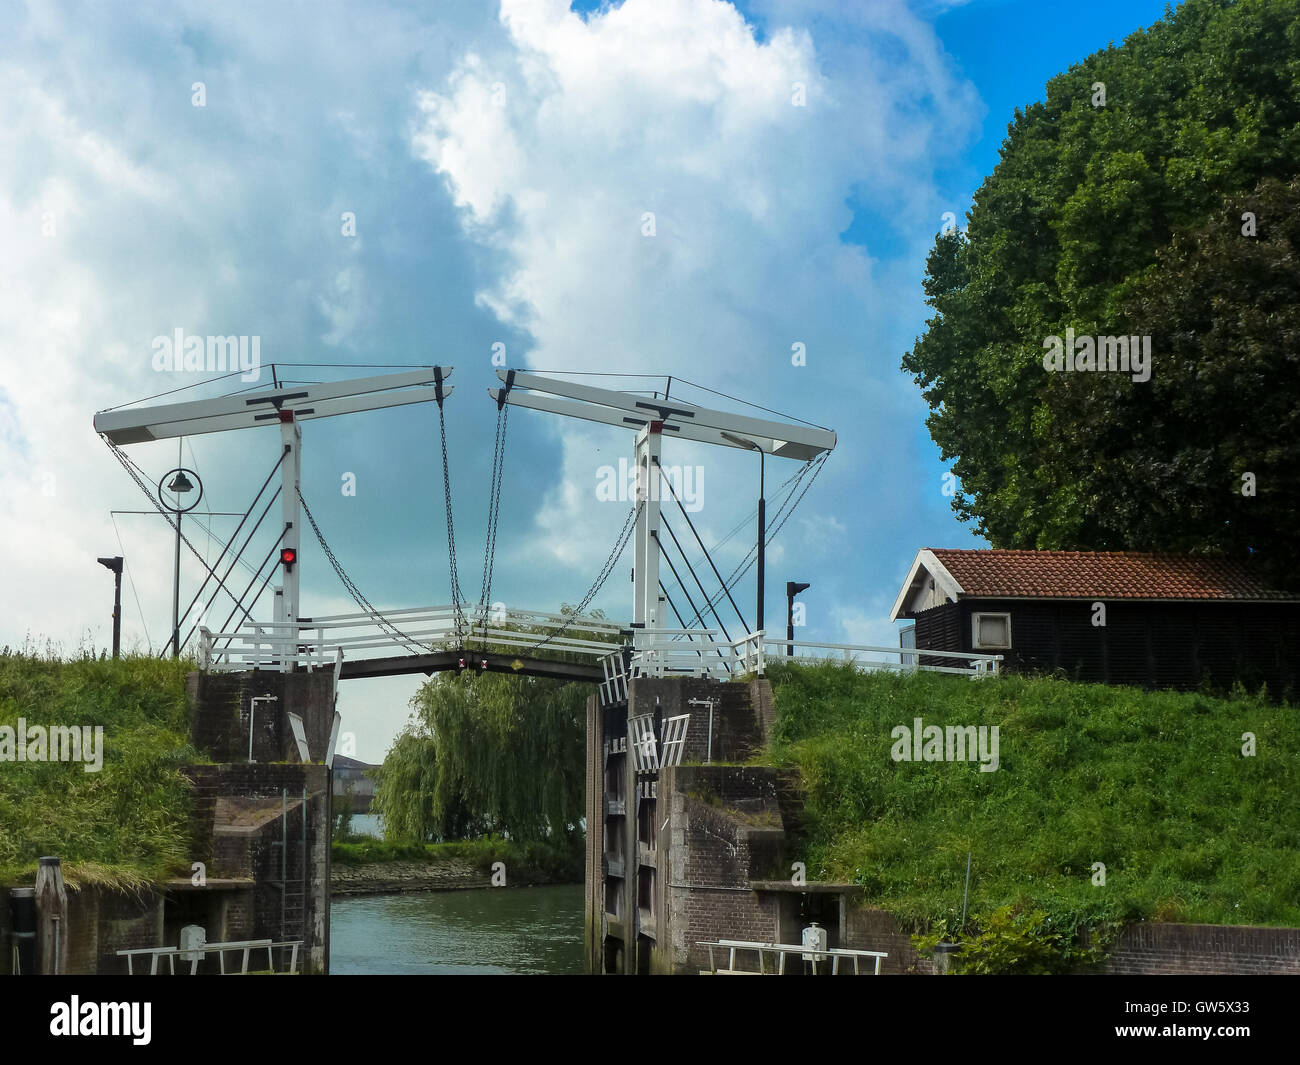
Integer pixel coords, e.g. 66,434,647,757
524,498,643,655
298,491,428,655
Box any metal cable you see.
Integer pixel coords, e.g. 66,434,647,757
103,436,249,614
178,486,282,653
216,535,288,649
681,453,827,628
658,471,750,634
435,397,466,641
163,450,288,655
111,514,152,651
661,515,734,643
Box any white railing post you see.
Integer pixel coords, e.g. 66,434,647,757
198,627,213,670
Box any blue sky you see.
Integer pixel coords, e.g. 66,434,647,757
0,0,1177,760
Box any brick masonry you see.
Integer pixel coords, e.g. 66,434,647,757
188,668,335,764
185,761,331,973
1095,922,1300,975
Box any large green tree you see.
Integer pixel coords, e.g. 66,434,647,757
903,0,1300,583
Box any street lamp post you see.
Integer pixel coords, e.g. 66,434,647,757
158,466,202,659
96,556,123,659
786,581,810,656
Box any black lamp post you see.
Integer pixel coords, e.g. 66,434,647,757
158,466,201,658
97,556,123,659
786,581,810,655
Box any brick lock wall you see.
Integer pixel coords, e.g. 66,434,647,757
599,679,794,974
626,677,768,765
188,669,336,764
183,762,330,971
660,764,786,973
92,886,167,974
1097,923,1300,975
843,906,931,974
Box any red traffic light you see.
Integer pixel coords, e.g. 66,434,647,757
280,547,297,568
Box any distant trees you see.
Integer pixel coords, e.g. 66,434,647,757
903,0,1300,586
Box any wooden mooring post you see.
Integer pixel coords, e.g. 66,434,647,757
35,856,69,975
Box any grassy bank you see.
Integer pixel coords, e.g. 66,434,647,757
0,652,198,886
332,835,583,883
761,662,1299,947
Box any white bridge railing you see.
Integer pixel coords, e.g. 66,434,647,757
199,604,626,673
761,636,1003,677
596,630,1002,704
198,607,1001,693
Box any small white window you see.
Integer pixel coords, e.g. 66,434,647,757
972,612,1011,649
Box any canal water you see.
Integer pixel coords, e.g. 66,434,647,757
330,884,585,974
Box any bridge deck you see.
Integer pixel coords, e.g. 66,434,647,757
338,649,603,684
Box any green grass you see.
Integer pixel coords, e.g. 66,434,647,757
761,662,1300,937
0,651,199,886
331,835,583,880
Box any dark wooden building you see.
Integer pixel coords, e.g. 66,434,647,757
890,549,1300,695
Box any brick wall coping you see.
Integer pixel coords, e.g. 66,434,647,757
160,877,255,891
750,881,863,894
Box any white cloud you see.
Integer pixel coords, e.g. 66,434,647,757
411,0,978,627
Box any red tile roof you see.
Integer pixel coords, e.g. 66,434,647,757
927,549,1294,601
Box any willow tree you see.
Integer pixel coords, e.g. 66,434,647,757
373,670,591,844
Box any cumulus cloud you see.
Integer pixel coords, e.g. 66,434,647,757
411,0,978,626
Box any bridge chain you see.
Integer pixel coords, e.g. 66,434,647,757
297,490,428,655
523,498,643,656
